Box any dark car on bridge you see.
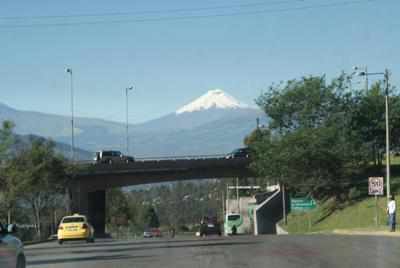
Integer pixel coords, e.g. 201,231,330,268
225,147,251,159
95,150,134,164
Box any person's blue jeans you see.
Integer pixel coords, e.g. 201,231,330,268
388,213,396,231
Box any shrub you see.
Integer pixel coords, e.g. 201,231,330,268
348,187,361,200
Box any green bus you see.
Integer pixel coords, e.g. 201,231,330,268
224,213,243,235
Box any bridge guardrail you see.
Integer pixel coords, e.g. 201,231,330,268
135,154,226,161
75,154,227,165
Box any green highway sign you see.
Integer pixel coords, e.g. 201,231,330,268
291,197,317,211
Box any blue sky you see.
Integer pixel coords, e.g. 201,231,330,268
0,0,398,123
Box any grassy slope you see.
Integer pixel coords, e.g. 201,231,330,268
283,195,395,233
282,161,400,233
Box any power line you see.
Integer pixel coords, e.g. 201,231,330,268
0,0,378,29
0,0,308,21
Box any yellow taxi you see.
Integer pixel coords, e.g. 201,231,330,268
57,214,95,244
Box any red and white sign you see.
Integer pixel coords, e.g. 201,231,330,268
368,177,384,195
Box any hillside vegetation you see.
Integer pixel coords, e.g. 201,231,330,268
249,74,400,202
282,175,400,233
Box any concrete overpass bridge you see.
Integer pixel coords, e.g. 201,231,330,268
70,156,253,235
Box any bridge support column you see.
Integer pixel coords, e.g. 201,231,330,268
87,190,106,237
70,183,106,237
69,182,88,216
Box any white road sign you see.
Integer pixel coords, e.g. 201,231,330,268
368,177,384,195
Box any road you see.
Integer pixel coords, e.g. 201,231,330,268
25,235,400,268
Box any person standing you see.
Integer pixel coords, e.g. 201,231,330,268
387,195,396,232
170,226,175,238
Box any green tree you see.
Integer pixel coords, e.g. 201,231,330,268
0,121,15,223
244,128,263,146
0,120,14,161
4,140,67,238
109,181,227,233
106,188,131,226
350,82,400,166
252,75,369,199
144,207,160,228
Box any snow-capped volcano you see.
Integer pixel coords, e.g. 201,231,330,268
176,89,248,114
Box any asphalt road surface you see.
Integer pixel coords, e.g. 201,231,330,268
25,235,400,268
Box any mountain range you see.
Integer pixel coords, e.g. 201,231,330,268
11,134,93,160
0,89,266,159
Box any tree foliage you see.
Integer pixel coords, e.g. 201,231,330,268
350,82,400,165
3,140,68,238
0,120,14,161
250,75,399,199
144,207,160,228
106,180,226,234
0,121,15,222
106,188,131,226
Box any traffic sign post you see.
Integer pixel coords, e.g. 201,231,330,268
375,195,379,227
369,177,384,196
369,177,384,227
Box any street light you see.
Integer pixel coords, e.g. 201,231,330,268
357,69,391,201
125,86,134,155
66,68,75,162
353,65,368,91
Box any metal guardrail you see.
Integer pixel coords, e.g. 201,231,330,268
75,154,227,165
135,154,226,161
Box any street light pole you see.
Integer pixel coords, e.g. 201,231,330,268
236,177,240,213
357,69,391,201
384,69,391,200
66,68,75,162
125,86,134,155
353,65,368,91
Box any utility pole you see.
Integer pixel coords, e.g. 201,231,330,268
222,190,225,217
356,68,391,201
66,68,75,162
282,183,287,225
384,69,391,201
125,86,134,155
353,65,368,92
236,178,240,213
226,183,229,213
54,210,57,234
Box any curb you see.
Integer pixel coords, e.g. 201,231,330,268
332,230,400,237
276,224,289,235
24,238,56,246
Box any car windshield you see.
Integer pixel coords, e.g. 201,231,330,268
228,215,241,221
1,1,399,267
102,151,112,157
62,217,85,223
